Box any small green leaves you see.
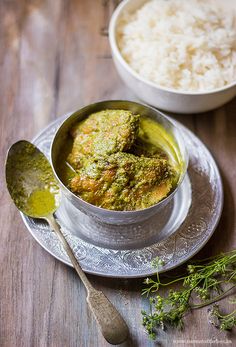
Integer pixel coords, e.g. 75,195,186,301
208,305,236,331
142,250,236,340
151,257,165,269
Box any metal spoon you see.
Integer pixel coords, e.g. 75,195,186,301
5,140,129,345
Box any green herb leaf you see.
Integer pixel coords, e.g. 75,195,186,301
142,250,236,339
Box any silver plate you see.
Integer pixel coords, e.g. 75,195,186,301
21,115,223,278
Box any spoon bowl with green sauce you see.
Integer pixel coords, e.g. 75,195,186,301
6,140,60,218
5,140,129,345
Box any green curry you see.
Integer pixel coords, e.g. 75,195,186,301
57,109,182,211
6,142,60,218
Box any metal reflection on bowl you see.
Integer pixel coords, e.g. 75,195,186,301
51,100,188,225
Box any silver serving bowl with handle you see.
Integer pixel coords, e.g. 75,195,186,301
51,100,188,226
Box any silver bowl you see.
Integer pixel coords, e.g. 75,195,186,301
51,100,188,226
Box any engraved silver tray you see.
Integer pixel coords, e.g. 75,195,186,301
21,115,223,278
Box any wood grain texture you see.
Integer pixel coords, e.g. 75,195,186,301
0,1,235,346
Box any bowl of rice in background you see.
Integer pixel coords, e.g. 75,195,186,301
109,0,236,113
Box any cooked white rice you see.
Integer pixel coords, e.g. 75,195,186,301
117,0,236,91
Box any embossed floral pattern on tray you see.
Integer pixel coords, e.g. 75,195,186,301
21,115,223,278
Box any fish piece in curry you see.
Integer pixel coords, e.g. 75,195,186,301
64,109,178,211
68,109,140,169
70,152,174,210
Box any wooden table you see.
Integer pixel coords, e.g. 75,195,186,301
1,1,236,346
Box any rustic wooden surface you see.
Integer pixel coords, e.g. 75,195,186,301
1,1,236,346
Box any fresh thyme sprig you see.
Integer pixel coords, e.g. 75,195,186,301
141,250,236,340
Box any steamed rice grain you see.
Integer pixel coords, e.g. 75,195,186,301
117,0,236,91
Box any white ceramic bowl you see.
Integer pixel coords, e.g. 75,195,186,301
109,0,236,114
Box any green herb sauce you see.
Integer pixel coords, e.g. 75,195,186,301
7,142,60,218
56,110,184,210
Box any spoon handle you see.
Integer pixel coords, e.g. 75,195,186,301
46,214,129,345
